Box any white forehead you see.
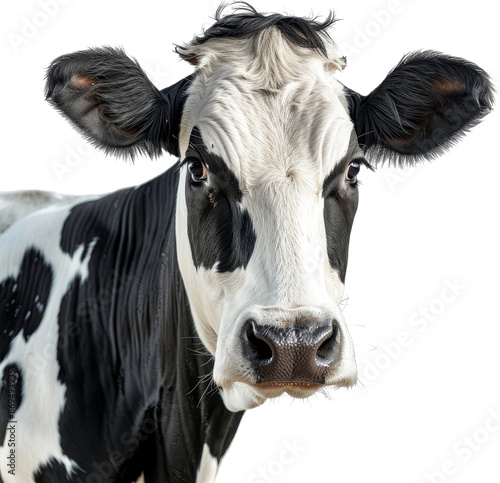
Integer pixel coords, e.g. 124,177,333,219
179,27,358,190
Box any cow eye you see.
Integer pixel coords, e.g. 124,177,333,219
346,161,361,186
187,158,208,183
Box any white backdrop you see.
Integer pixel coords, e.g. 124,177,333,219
2,1,499,482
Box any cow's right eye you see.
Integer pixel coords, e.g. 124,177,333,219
187,158,208,183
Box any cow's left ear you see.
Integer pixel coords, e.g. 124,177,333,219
346,51,494,164
45,46,194,159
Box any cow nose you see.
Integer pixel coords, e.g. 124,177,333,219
242,319,339,385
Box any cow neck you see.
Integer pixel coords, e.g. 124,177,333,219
154,168,245,479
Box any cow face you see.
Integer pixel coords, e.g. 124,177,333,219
174,30,364,410
45,8,492,412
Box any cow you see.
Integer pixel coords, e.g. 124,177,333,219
0,4,493,483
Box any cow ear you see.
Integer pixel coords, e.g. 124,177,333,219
346,51,494,165
45,46,193,159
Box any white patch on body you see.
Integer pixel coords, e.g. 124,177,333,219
0,204,97,482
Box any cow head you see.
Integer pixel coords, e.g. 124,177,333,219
45,6,493,411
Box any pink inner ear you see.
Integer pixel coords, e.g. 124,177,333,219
386,77,466,151
433,77,465,98
71,73,98,90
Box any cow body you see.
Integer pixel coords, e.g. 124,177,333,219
0,5,492,482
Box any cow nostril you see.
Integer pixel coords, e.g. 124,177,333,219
244,320,273,365
315,321,339,366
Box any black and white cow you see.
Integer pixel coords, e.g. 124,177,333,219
0,5,493,483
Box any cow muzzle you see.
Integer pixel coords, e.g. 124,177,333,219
233,305,357,397
242,319,338,386
215,306,357,409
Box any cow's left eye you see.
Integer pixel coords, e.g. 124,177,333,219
346,161,361,186
187,158,208,183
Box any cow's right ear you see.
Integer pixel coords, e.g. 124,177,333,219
45,46,193,159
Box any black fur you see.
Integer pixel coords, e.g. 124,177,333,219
0,249,53,361
33,459,73,483
322,139,360,282
176,2,336,63
184,129,256,272
45,47,193,159
346,51,494,165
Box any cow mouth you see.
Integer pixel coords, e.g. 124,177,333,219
257,382,322,388
251,381,323,399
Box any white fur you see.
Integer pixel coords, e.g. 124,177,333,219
219,383,266,413
0,205,97,481
176,29,360,410
196,444,219,483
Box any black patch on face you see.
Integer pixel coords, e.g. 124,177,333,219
0,248,53,361
0,363,23,445
184,128,256,272
322,152,360,283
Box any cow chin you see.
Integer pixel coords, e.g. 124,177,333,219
218,373,357,412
